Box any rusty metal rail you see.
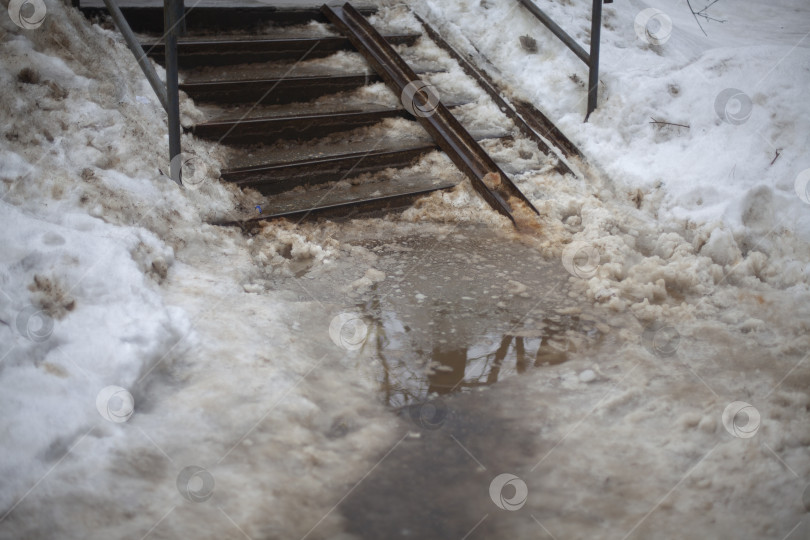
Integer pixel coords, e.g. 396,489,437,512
322,3,539,225
414,13,581,169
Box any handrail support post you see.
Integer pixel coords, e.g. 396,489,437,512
164,0,183,185
519,0,607,121
585,0,603,121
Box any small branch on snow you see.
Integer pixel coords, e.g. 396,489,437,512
650,117,690,129
686,0,726,36
696,0,726,23
770,149,782,166
685,0,707,36
696,12,726,24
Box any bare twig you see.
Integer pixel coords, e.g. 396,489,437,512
699,0,721,11
696,12,726,23
685,0,708,36
696,0,726,23
687,0,726,35
650,117,690,129
770,149,781,166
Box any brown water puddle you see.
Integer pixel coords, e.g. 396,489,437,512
355,304,603,408
316,225,612,407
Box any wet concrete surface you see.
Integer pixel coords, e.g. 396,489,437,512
339,386,541,540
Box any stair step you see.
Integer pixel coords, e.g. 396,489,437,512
225,145,438,194
180,73,392,106
193,101,471,145
225,177,457,225
143,34,421,68
222,125,512,170
222,134,514,194
79,5,378,34
194,108,404,145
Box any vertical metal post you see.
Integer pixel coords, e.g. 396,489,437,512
585,0,603,121
174,0,186,37
165,0,182,185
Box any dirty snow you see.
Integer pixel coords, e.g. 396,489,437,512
0,0,808,539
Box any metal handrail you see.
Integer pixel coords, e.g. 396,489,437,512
163,0,183,185
75,0,184,185
518,0,611,121
100,0,169,111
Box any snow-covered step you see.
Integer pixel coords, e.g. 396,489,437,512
142,34,422,68
193,107,410,145
192,101,475,146
78,3,377,34
223,136,513,194
221,126,511,170
179,68,443,105
221,175,459,225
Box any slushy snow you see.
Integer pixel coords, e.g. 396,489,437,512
0,0,808,539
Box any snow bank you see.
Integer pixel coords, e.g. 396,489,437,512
0,0,201,516
403,0,810,288
0,2,399,538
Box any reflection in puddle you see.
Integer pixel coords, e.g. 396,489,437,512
356,297,604,409
301,226,613,407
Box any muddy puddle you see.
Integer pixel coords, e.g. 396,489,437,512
278,223,629,539
319,226,616,402
274,223,624,406
352,277,605,408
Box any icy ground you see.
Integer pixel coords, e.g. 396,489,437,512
0,0,809,539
